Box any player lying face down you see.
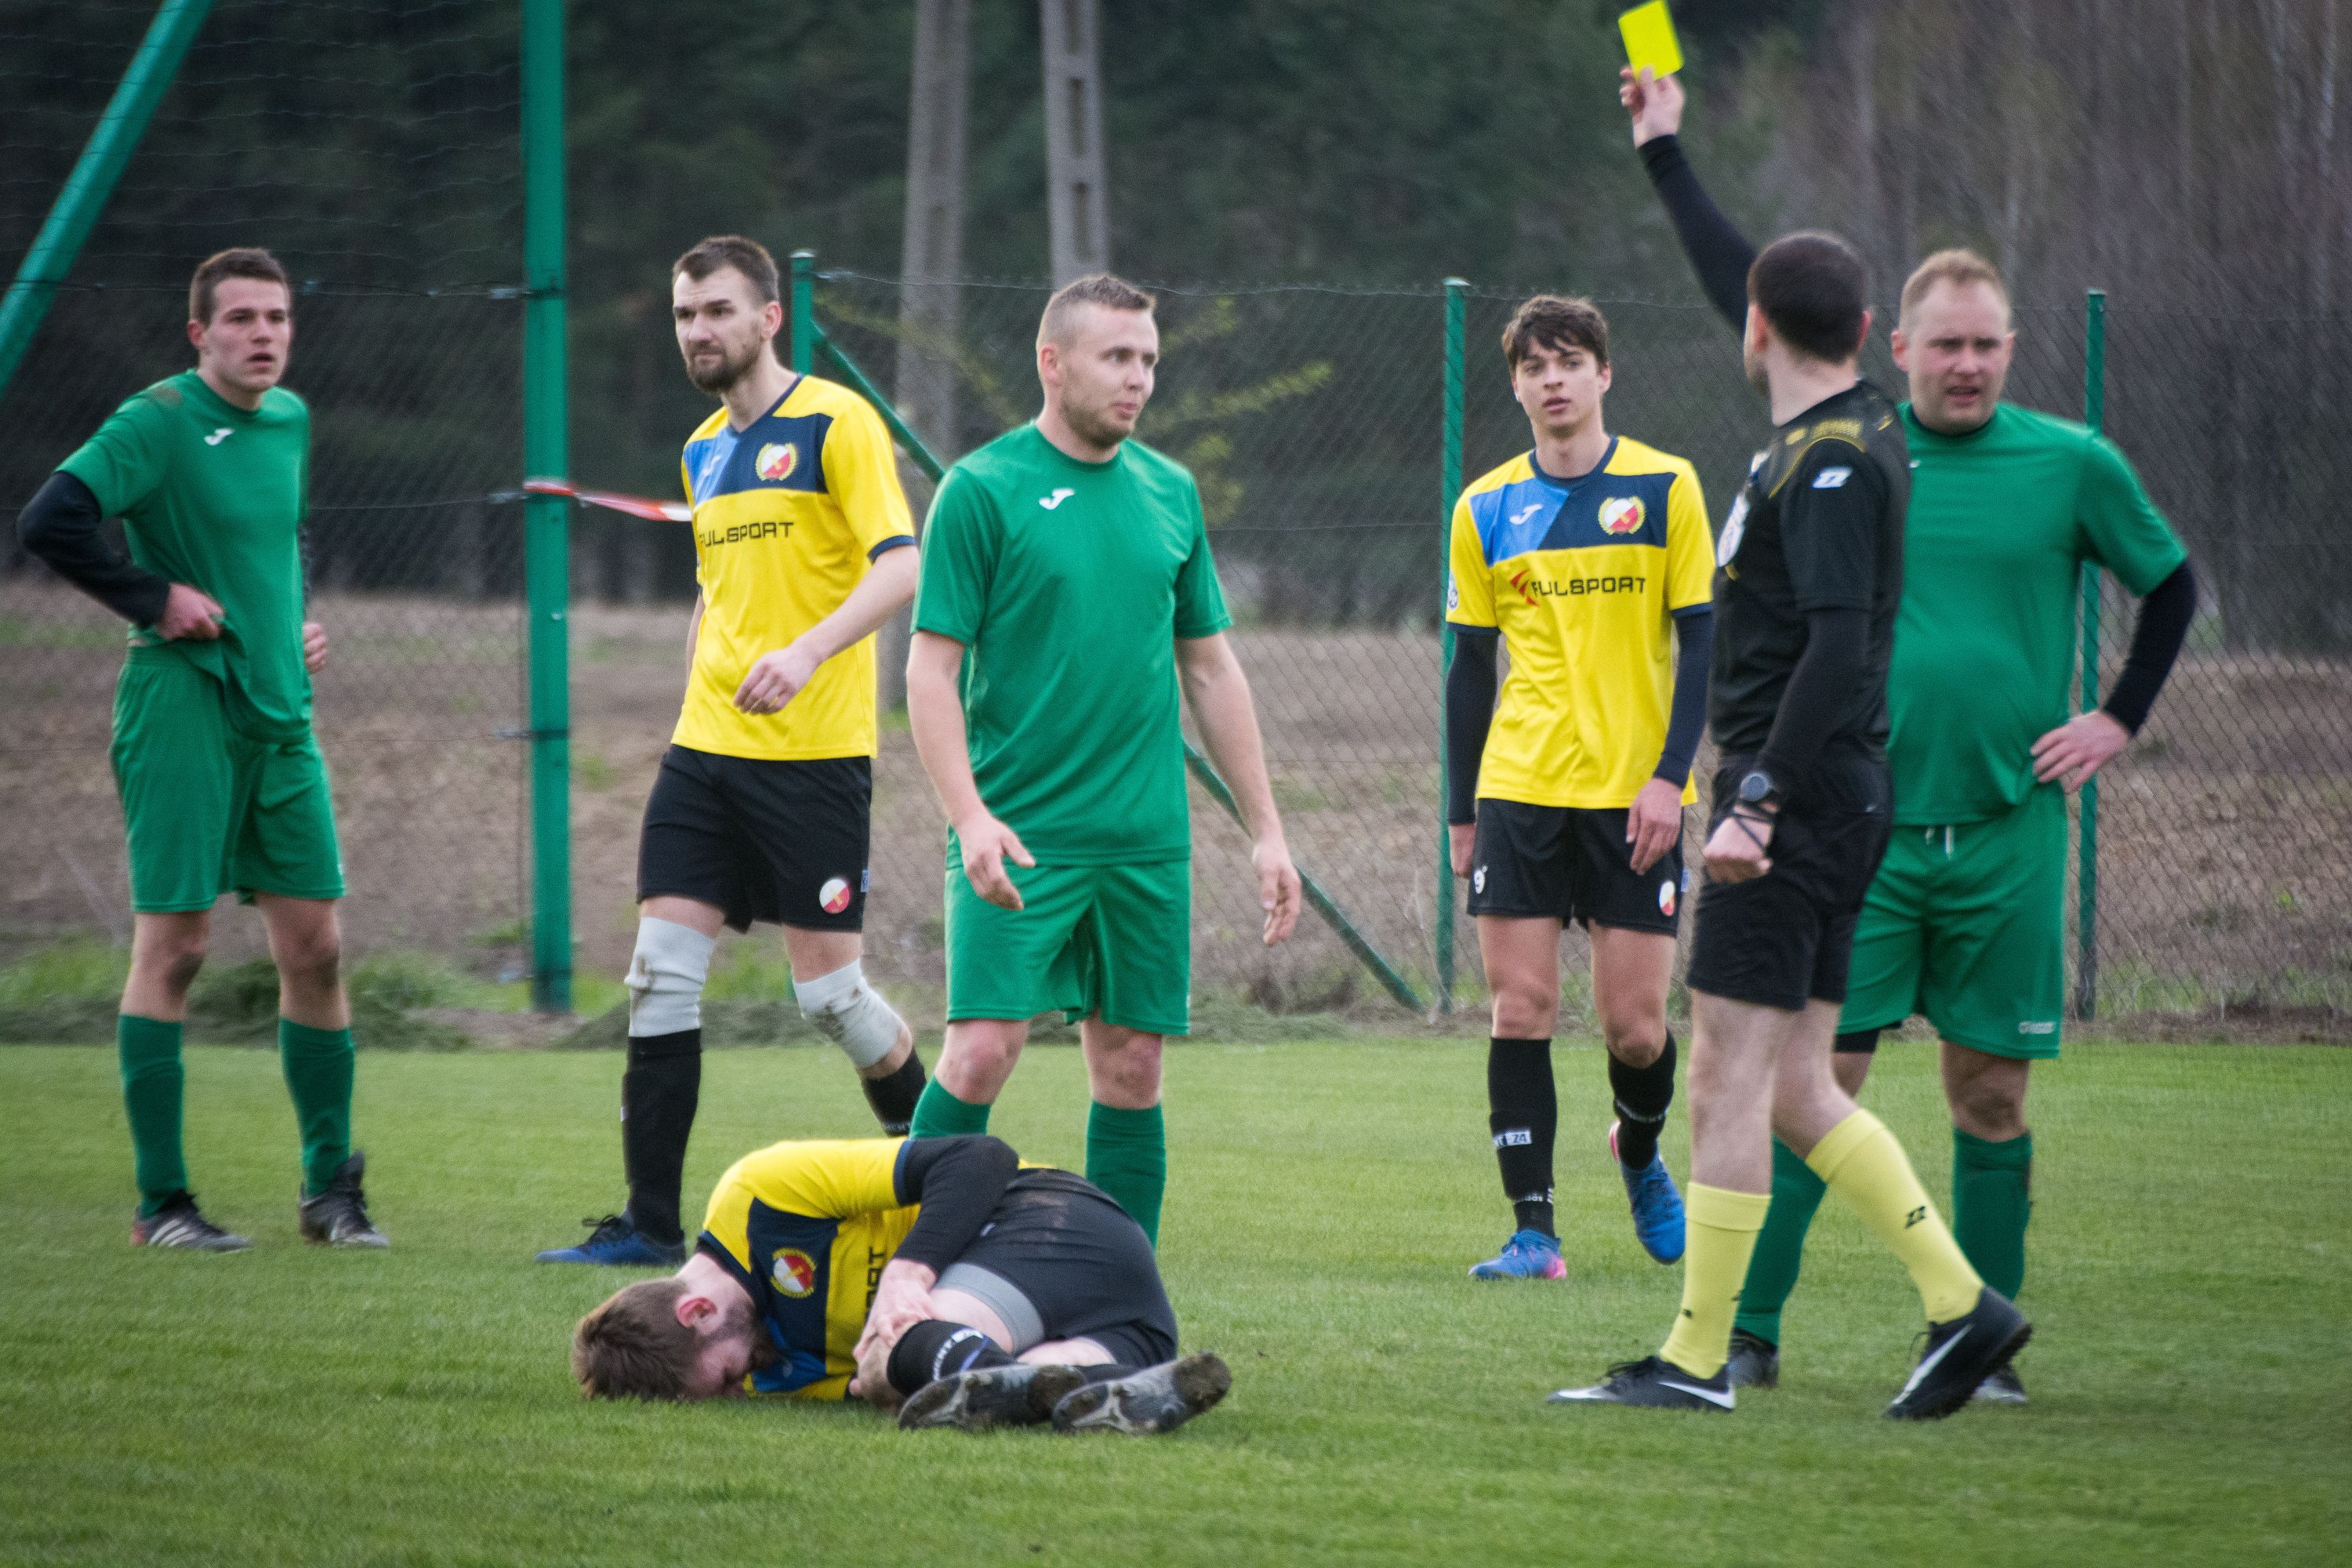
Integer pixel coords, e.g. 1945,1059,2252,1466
568,1134,1229,1434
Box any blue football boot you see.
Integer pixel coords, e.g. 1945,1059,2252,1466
1468,1228,1566,1280
535,1213,686,1267
1610,1122,1686,1264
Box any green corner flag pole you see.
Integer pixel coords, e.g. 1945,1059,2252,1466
799,283,1425,1013
0,0,214,401
522,0,571,1011
1435,278,1467,1015
2074,289,2107,1021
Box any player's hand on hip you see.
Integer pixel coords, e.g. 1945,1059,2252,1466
1626,778,1685,874
1619,65,1686,145
957,812,1033,910
301,619,328,673
1701,807,1774,883
2031,710,2131,790
1447,822,1476,878
156,583,224,641
732,641,821,715
1254,835,1302,946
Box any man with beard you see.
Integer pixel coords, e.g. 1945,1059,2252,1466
539,235,928,1268
902,274,1301,1247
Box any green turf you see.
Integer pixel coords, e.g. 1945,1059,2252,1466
1,1041,2345,1566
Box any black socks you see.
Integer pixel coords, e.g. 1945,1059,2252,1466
1487,1036,1557,1236
1609,1031,1677,1172
621,1029,701,1245
862,1051,929,1136
887,1319,1017,1396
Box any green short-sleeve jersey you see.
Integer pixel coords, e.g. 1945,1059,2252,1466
914,423,1232,865
59,371,313,741
1890,402,2187,824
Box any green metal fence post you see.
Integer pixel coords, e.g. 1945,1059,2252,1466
1436,278,1467,1014
2075,288,2107,1021
0,0,214,401
521,0,571,1011
789,250,815,375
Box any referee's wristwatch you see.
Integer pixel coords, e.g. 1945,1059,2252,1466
1736,768,1780,811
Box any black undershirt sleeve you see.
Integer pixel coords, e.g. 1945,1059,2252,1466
890,1134,1019,1273
1756,606,1871,789
1653,609,1713,789
1637,135,1758,335
1445,626,1500,825
16,471,171,626
2101,561,2196,734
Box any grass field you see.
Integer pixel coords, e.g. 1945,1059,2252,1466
2,1038,2347,1567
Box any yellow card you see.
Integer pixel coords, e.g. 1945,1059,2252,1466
1617,2,1684,78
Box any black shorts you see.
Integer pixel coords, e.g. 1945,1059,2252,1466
949,1170,1178,1369
1685,753,1893,1012
1465,799,1686,935
635,745,871,933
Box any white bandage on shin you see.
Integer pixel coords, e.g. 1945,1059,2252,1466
624,917,715,1037
793,960,904,1069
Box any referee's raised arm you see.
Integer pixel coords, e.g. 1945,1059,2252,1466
1619,67,1755,336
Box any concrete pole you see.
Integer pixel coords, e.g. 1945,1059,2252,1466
1040,0,1110,284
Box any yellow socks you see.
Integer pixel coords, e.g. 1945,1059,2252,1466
1659,1183,1771,1377
1806,1109,1984,1324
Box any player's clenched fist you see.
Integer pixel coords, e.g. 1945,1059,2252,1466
1701,807,1774,884
956,811,1035,911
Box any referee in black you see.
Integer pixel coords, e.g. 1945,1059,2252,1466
1550,69,2029,1421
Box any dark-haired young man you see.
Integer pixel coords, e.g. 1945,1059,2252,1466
903,274,1301,1249
1620,75,2194,1406
539,236,927,1268
1549,72,2030,1421
16,248,384,1250
1446,294,1714,1279
568,1132,1231,1436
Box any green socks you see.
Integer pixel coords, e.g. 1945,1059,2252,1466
1733,1138,1828,1345
1085,1102,1167,1248
118,1014,187,1215
278,1018,354,1196
908,1077,993,1139
1953,1126,2032,1301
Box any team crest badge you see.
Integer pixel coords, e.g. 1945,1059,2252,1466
1598,496,1646,535
755,442,799,481
771,1247,817,1298
1658,880,1676,917
818,877,852,916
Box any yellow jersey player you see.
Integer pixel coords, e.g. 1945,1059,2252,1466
568,1133,1231,1436
539,237,927,1269
1445,295,1714,1281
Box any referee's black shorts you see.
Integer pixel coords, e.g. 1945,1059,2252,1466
1466,798,1686,935
635,745,870,933
953,1170,1179,1370
1685,753,1892,1012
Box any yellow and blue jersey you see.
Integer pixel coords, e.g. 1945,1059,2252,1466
697,1138,920,1400
1446,437,1713,809
673,375,916,760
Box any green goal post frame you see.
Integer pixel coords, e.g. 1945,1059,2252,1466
789,253,1428,1015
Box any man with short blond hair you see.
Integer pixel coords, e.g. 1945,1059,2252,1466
902,274,1302,1247
17,246,383,1250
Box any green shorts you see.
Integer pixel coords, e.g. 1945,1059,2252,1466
1841,786,2065,1058
943,855,1192,1036
112,651,344,913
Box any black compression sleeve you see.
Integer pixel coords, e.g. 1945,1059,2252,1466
890,1134,1019,1272
1755,606,1870,792
1653,610,1713,789
1637,135,1758,333
2101,561,2196,734
16,471,171,626
1445,627,1500,824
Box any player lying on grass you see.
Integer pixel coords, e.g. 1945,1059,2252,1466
569,1133,1230,1435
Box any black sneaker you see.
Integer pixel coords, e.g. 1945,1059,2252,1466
898,1363,1088,1432
1972,1363,2029,1405
1886,1287,2031,1421
1548,1355,1734,1412
297,1151,390,1248
1051,1354,1232,1435
131,1194,251,1252
1726,1328,1780,1390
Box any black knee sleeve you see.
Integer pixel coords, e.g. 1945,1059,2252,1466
886,1319,1014,1396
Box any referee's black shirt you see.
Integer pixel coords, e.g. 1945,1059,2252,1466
1708,379,1909,770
